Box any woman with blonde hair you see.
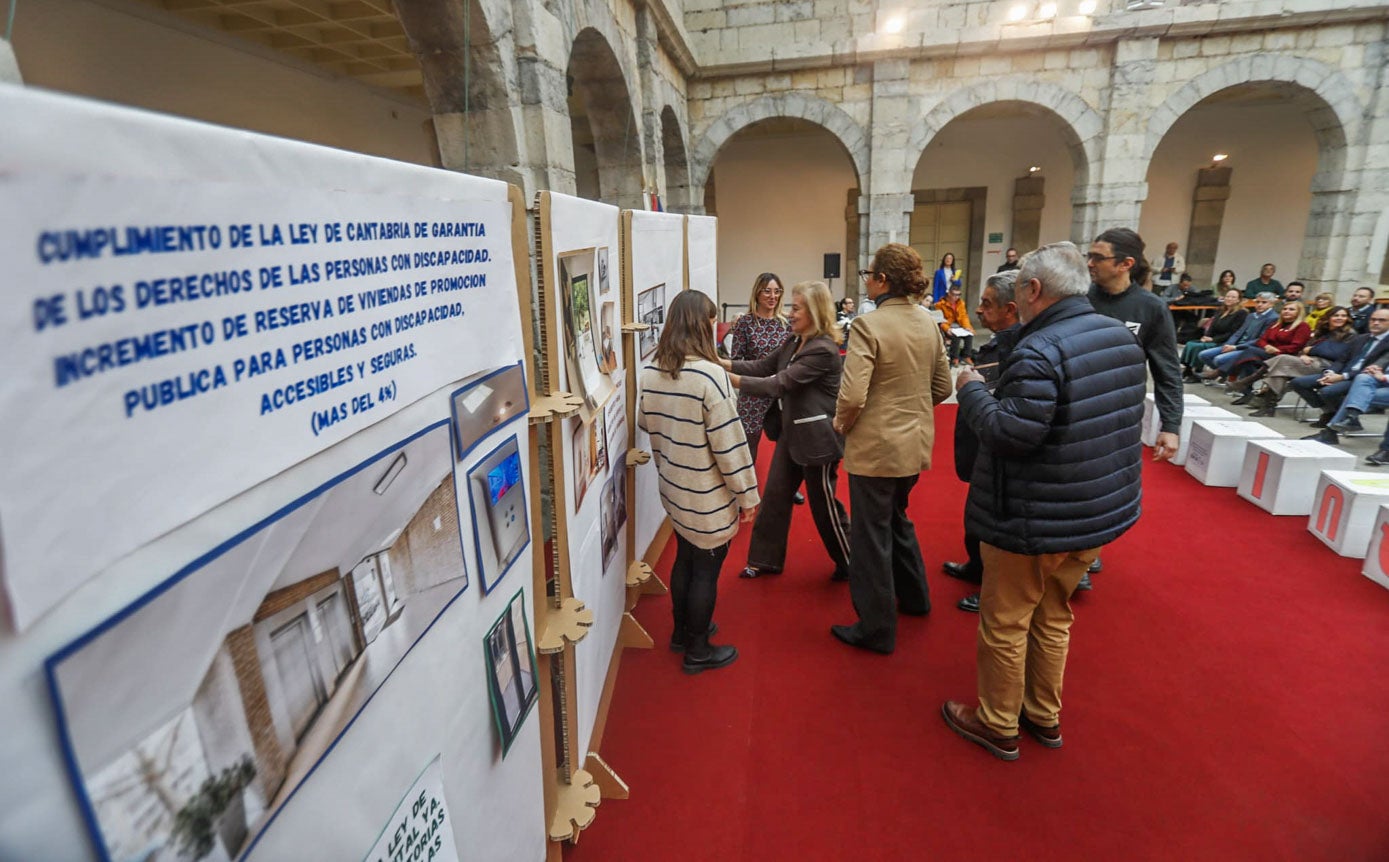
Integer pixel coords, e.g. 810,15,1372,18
831,244,952,653
725,281,850,581
639,290,760,674
1227,300,1312,395
727,272,792,464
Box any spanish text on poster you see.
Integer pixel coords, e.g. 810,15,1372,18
364,757,460,862
0,174,515,628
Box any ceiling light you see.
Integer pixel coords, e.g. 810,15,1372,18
1078,0,1097,13
1008,4,1029,21
1212,153,1229,163
1038,2,1057,18
1029,165,1042,173
883,15,905,33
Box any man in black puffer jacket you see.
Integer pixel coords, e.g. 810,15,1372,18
940,241,1147,762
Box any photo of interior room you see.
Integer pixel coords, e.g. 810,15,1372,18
450,363,529,462
466,434,530,594
52,424,467,862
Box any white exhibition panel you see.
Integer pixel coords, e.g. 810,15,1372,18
686,214,718,303
0,85,516,630
0,87,543,862
542,192,625,763
628,210,688,561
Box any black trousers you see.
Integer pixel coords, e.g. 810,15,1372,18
845,473,931,649
746,442,850,577
745,428,763,465
670,535,730,645
961,525,983,580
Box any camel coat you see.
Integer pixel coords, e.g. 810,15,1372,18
834,295,952,477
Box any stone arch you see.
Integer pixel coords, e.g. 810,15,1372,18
1143,55,1366,295
906,79,1102,192
395,0,521,182
1143,54,1362,176
660,105,692,212
567,26,645,209
691,93,869,191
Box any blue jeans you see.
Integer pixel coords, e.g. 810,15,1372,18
1329,374,1389,424
1289,375,1351,414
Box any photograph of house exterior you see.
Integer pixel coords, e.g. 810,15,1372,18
52,423,467,862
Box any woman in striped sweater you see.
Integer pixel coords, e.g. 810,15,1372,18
639,290,761,674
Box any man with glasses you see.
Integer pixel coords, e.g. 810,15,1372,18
1083,228,1183,590
856,269,877,313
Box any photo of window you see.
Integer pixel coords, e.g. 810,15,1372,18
466,435,531,594
484,589,539,757
637,283,666,360
48,424,469,862
558,248,612,415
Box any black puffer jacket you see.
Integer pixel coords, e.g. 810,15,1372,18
957,295,1147,555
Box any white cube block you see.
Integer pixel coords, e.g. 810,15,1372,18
1237,439,1356,515
1142,392,1212,447
1171,406,1240,466
1184,420,1285,487
1361,504,1389,591
1307,470,1389,558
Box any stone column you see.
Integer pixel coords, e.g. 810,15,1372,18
1185,165,1232,288
1307,39,1389,300
509,2,578,199
1011,175,1045,254
1089,38,1158,233
635,4,662,206
864,59,912,261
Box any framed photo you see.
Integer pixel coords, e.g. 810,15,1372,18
570,418,603,512
449,363,529,462
599,461,627,573
558,248,613,415
484,589,538,756
637,283,666,360
598,301,618,374
596,246,611,296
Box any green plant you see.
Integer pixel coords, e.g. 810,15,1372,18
170,756,256,860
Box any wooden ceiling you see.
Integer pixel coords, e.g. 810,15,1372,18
134,0,426,102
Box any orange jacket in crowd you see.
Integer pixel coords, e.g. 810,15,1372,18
934,296,973,333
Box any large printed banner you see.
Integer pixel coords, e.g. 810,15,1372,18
0,173,513,629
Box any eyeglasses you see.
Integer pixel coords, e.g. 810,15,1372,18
758,286,783,296
857,269,876,281
1086,254,1118,263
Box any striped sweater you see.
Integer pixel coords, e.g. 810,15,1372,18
638,357,761,549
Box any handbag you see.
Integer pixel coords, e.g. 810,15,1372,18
762,400,782,442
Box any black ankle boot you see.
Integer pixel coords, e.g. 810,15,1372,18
682,639,738,674
669,622,719,652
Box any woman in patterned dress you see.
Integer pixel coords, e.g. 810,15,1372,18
727,272,792,464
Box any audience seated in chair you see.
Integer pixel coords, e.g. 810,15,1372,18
1291,307,1389,437
1181,287,1246,381
1198,292,1278,381
934,285,974,367
1244,306,1354,415
1223,301,1310,395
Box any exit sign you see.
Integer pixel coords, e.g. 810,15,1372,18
988,232,1004,244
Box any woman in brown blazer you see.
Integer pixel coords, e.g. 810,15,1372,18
830,243,953,654
726,281,850,581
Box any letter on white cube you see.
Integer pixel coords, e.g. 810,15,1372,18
1361,504,1389,591
1307,471,1389,558
1238,439,1356,515
1185,420,1284,487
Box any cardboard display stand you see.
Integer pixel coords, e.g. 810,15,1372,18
0,88,544,861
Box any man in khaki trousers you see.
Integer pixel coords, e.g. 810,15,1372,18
940,242,1148,760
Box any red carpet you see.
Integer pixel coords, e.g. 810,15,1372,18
570,406,1389,861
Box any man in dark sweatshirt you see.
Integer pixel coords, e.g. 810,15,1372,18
1082,228,1183,589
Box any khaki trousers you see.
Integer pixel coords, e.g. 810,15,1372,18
975,542,1101,736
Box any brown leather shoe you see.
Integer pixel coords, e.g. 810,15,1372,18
941,701,1020,761
1019,713,1063,748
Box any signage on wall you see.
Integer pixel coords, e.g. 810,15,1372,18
988,232,1004,244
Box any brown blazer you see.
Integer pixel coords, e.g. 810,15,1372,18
834,296,952,477
732,333,843,466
